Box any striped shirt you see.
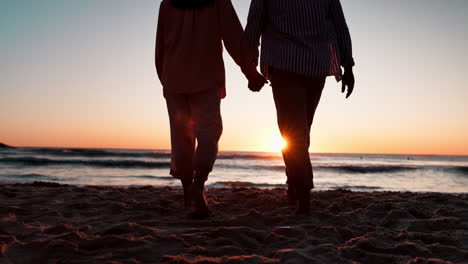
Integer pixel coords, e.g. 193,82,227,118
245,0,355,80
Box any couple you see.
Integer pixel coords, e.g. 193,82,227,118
155,0,355,218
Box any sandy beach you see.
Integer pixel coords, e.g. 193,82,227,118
1,182,467,263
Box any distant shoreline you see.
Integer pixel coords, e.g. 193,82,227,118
0,143,14,149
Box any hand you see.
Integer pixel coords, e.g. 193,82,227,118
342,67,355,98
248,72,267,92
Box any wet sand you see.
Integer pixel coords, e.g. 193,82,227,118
1,182,467,263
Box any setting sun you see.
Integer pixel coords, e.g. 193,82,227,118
269,135,288,152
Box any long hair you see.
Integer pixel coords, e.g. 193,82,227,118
170,0,215,9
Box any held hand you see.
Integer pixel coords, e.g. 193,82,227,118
342,68,355,99
248,72,267,92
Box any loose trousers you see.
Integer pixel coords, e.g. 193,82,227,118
164,88,223,182
269,68,326,190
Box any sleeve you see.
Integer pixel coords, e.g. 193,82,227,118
244,0,266,66
329,0,355,67
219,0,258,79
155,2,165,80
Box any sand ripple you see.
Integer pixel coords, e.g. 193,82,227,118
0,182,467,263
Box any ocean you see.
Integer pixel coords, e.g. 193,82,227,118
0,147,467,193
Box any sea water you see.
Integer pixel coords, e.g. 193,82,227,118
1,147,467,193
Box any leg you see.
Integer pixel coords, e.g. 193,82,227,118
306,77,326,141
270,69,324,215
305,77,326,189
270,69,312,190
164,91,195,208
188,88,222,219
190,88,223,182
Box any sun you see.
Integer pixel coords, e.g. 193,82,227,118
270,135,288,152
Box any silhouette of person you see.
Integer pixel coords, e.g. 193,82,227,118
245,0,355,215
156,0,267,219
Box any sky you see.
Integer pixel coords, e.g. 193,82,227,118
1,0,467,155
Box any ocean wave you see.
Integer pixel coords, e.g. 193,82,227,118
98,175,175,180
217,154,282,160
320,165,418,173
128,175,174,180
210,181,383,191
0,173,60,181
0,173,176,183
329,185,382,190
0,156,463,176
24,148,171,159
0,157,171,169
452,166,468,176
216,164,285,171
217,164,418,174
209,181,287,188
0,157,424,173
19,148,283,160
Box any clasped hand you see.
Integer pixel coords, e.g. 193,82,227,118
248,72,268,92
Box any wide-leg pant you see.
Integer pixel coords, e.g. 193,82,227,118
269,68,326,190
164,88,223,182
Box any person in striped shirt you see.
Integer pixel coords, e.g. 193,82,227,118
245,0,356,215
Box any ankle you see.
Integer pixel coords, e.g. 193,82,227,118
181,177,193,185
194,169,209,183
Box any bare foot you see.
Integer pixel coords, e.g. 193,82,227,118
188,180,211,219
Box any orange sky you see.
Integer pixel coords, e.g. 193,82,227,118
1,0,468,155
